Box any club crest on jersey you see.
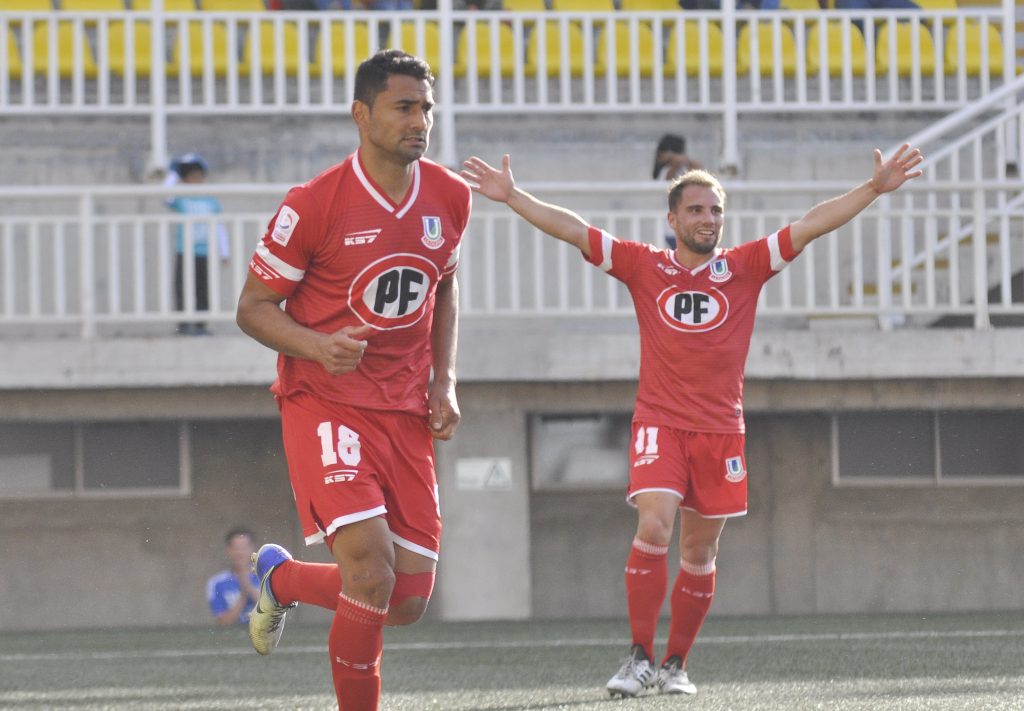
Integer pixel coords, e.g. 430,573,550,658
725,457,746,483
708,258,732,283
421,216,444,250
656,286,729,333
349,253,439,331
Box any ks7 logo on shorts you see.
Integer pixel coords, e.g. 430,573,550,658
656,286,729,333
350,253,440,330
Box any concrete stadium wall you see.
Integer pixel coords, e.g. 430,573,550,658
0,111,936,188
2,375,1023,631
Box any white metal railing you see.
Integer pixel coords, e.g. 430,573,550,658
884,72,1024,328
0,178,1020,338
0,2,1016,167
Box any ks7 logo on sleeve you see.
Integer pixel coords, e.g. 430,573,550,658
656,286,729,333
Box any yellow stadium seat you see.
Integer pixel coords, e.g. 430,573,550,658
394,21,441,74
242,19,300,76
875,21,937,76
551,0,613,10
737,20,798,76
943,21,1004,76
455,20,517,78
310,21,371,78
61,0,126,11
6,28,23,80
31,20,99,78
779,0,819,8
619,0,677,11
595,20,656,77
502,0,545,10
806,20,867,76
3,0,53,10
198,0,265,9
108,18,154,76
525,20,586,77
665,20,724,77
171,20,233,77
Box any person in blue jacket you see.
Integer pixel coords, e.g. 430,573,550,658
164,152,229,335
207,527,261,625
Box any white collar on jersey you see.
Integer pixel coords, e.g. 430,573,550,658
352,149,421,220
669,247,723,274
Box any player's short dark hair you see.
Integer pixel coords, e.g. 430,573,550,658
667,169,726,212
224,527,255,545
354,49,434,108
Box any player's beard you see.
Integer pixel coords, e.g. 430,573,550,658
677,227,721,255
397,134,429,163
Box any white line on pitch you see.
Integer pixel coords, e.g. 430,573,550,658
2,628,1023,663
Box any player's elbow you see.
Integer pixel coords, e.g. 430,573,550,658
235,300,253,336
235,292,262,337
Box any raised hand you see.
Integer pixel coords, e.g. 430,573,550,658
461,154,515,203
870,143,924,194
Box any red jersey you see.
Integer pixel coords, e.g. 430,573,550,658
584,225,800,433
249,151,472,415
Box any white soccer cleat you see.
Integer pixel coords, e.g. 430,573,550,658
606,644,655,698
248,543,297,656
656,655,697,695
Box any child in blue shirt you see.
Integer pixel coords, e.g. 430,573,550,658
164,153,230,335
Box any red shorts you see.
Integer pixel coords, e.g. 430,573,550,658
628,422,748,518
278,392,441,560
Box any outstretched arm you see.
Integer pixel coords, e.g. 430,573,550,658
461,154,592,259
789,144,924,253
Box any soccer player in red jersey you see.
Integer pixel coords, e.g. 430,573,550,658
461,145,922,698
236,50,471,711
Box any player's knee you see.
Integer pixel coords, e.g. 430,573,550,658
385,571,435,625
680,536,719,566
386,596,429,626
636,514,674,546
343,562,396,610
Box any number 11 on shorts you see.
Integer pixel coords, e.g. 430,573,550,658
635,426,659,455
317,421,362,467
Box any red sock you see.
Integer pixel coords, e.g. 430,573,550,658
624,537,669,661
270,560,341,610
329,593,386,711
664,560,716,667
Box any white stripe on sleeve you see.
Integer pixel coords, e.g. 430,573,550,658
255,242,305,282
444,243,461,271
598,229,615,273
766,231,789,273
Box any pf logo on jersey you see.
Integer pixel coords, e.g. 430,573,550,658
656,286,729,333
349,253,439,330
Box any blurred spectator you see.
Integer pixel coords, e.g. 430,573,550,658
653,133,702,181
835,0,919,9
653,134,703,249
207,527,260,626
834,0,920,35
163,152,229,336
268,0,338,9
453,0,502,9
